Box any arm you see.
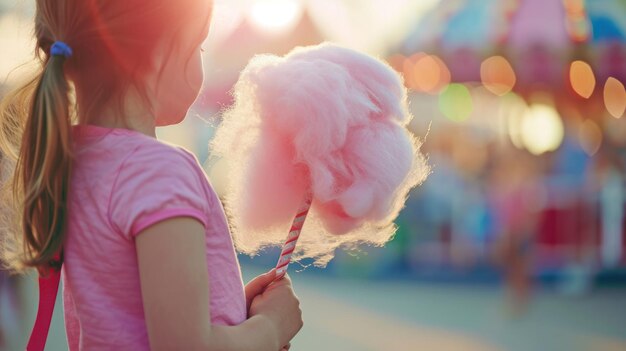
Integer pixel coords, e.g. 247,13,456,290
136,217,282,351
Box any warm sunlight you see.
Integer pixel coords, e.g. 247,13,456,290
248,0,303,34
521,103,564,155
0,13,37,84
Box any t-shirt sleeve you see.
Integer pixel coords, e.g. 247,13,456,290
108,145,210,239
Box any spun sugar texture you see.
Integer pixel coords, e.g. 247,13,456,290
211,42,429,266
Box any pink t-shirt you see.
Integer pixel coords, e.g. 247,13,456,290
62,124,246,350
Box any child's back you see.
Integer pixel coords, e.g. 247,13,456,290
65,124,246,350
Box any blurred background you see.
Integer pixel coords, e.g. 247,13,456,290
1,0,626,350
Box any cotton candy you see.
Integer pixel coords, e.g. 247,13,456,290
211,42,429,266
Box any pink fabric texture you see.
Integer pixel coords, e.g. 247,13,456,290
63,124,246,350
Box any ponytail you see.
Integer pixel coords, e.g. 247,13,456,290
1,50,74,274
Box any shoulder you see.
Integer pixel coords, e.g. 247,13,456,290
109,135,209,189
108,138,212,238
113,137,209,195
121,136,200,171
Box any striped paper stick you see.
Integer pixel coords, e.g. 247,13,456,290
275,195,312,279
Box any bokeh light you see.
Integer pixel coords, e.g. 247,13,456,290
569,60,596,98
404,53,451,94
603,77,626,118
480,55,516,96
386,53,406,73
578,119,603,156
248,0,303,34
438,83,473,122
520,103,564,155
605,113,626,145
402,52,426,89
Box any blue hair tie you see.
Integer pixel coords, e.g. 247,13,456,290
50,41,73,58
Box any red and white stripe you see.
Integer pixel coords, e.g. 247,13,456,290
275,196,312,279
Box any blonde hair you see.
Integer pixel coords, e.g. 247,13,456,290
0,29,74,275
0,0,212,274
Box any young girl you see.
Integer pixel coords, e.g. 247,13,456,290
0,1,302,350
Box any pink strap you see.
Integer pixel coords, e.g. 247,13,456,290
26,260,62,351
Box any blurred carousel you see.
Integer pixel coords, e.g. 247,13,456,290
388,0,626,281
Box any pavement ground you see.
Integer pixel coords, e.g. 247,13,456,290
1,265,625,351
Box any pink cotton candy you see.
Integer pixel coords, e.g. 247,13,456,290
211,42,429,266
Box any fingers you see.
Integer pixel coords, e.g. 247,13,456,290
245,269,277,310
268,273,292,289
246,269,277,292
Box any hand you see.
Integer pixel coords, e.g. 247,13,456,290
249,274,303,348
245,269,277,314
